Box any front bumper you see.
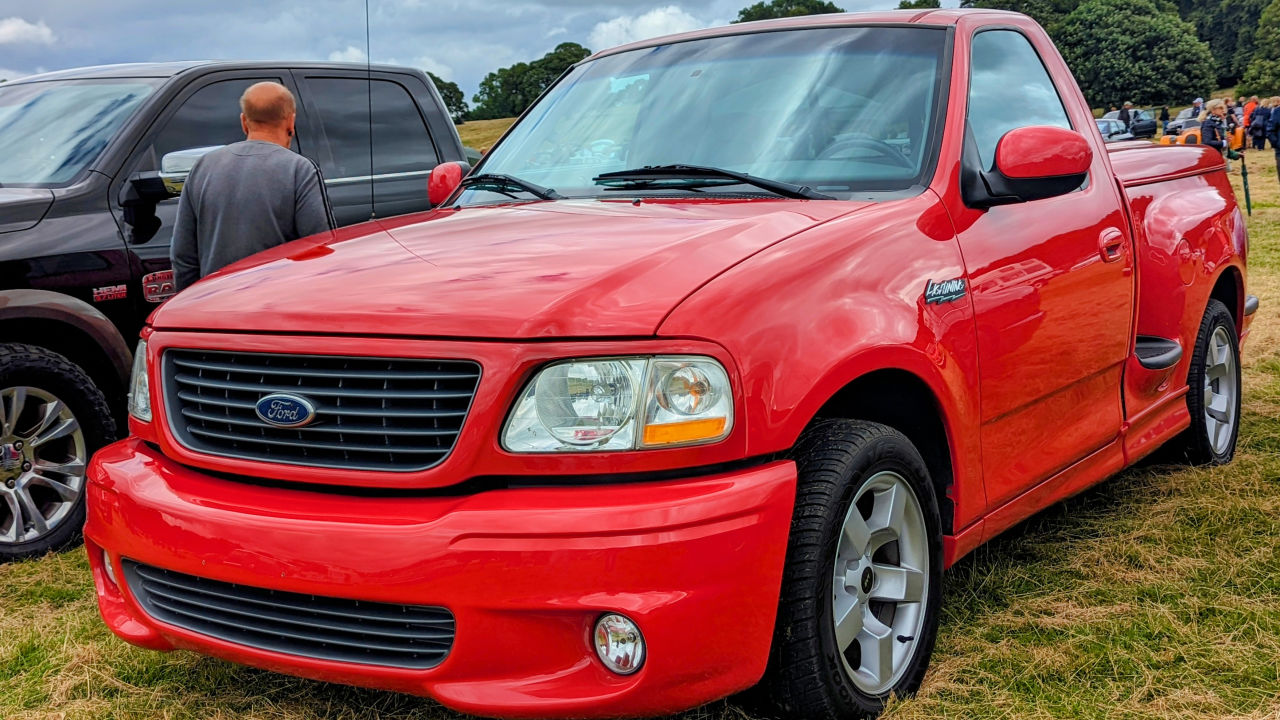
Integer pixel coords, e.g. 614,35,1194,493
86,438,796,719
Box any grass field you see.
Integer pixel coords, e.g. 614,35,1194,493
2,150,1278,720
456,118,516,153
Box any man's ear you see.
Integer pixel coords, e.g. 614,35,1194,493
241,113,249,137
288,112,297,139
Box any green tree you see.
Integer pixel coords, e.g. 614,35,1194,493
426,72,469,123
470,42,591,120
1239,0,1280,95
1179,0,1267,87
733,0,844,23
1056,0,1214,107
898,0,940,7
958,0,1080,31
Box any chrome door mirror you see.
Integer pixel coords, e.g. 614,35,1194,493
159,145,223,195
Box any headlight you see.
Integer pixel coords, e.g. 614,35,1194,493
127,339,151,422
502,356,733,452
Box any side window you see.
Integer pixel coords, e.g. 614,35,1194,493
967,30,1071,170
135,78,284,172
305,77,437,180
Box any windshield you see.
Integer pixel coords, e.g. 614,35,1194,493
467,26,949,203
0,79,159,187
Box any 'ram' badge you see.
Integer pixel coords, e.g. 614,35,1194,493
924,277,967,305
255,393,318,428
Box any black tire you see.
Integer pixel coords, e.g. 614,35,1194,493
1175,299,1241,465
0,343,116,560
760,419,943,720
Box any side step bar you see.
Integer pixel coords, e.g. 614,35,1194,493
1135,336,1182,370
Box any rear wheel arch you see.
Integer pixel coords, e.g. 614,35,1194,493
808,368,956,536
1208,264,1243,333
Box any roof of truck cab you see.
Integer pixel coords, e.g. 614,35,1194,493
6,61,421,85
589,9,1030,60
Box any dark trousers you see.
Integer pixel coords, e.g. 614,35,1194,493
1254,134,1267,150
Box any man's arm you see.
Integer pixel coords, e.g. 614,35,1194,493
295,160,336,238
170,174,201,292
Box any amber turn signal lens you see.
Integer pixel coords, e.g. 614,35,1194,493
641,417,727,446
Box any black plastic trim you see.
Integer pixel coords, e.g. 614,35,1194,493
1135,336,1183,370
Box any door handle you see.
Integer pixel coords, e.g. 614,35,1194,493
1098,228,1126,263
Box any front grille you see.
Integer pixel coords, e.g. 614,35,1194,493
163,349,480,472
123,561,455,669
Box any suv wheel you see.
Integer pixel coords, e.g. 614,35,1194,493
761,419,942,719
0,344,116,560
1177,299,1241,465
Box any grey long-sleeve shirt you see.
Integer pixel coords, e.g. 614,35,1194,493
171,140,334,291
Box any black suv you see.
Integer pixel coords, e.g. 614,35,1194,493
0,61,468,559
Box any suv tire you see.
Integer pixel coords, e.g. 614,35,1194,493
0,344,116,560
761,419,942,719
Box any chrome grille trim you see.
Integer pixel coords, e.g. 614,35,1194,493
163,349,480,472
123,561,454,669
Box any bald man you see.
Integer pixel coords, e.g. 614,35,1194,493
171,81,334,291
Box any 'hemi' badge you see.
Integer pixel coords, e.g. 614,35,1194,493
255,393,318,428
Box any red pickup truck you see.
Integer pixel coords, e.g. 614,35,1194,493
84,9,1256,720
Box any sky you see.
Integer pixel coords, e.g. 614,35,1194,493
0,0,959,100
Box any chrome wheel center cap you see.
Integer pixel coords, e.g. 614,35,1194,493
860,566,874,595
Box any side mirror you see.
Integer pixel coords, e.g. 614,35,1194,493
963,126,1091,209
428,161,470,206
159,145,223,195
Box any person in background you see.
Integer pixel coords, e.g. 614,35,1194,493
1200,99,1229,169
1244,95,1259,132
1269,97,1280,182
1236,96,1246,122
1249,97,1270,151
1192,97,1205,118
1159,105,1170,124
171,81,335,291
1118,101,1133,129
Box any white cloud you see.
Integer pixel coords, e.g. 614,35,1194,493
545,25,567,39
327,44,367,63
0,67,29,82
0,17,55,45
412,55,454,80
588,5,705,51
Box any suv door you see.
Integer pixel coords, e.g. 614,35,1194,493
950,28,1135,509
293,71,443,225
110,70,303,308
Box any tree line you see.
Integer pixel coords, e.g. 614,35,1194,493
431,0,1280,123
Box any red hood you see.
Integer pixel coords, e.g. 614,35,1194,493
152,199,863,338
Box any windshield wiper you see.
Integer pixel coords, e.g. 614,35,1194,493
593,164,834,200
459,173,562,201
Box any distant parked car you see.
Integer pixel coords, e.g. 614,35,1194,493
1165,107,1200,135
1103,108,1157,138
1096,118,1135,143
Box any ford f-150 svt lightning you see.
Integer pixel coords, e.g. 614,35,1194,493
85,10,1257,720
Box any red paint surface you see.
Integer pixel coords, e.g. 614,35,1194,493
89,10,1249,717
995,126,1092,179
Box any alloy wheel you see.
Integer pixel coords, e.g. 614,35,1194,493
831,470,930,695
1202,325,1239,456
0,386,87,544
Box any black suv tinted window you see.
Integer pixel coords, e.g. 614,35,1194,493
967,30,1071,170
140,78,287,171
306,77,438,180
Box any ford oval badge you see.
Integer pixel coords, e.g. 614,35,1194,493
255,393,317,428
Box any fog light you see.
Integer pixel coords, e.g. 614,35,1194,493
593,613,645,675
101,549,119,588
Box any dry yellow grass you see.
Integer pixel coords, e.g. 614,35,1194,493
2,146,1279,720
455,118,515,153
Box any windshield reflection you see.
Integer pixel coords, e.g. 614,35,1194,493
467,26,948,204
0,79,158,187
